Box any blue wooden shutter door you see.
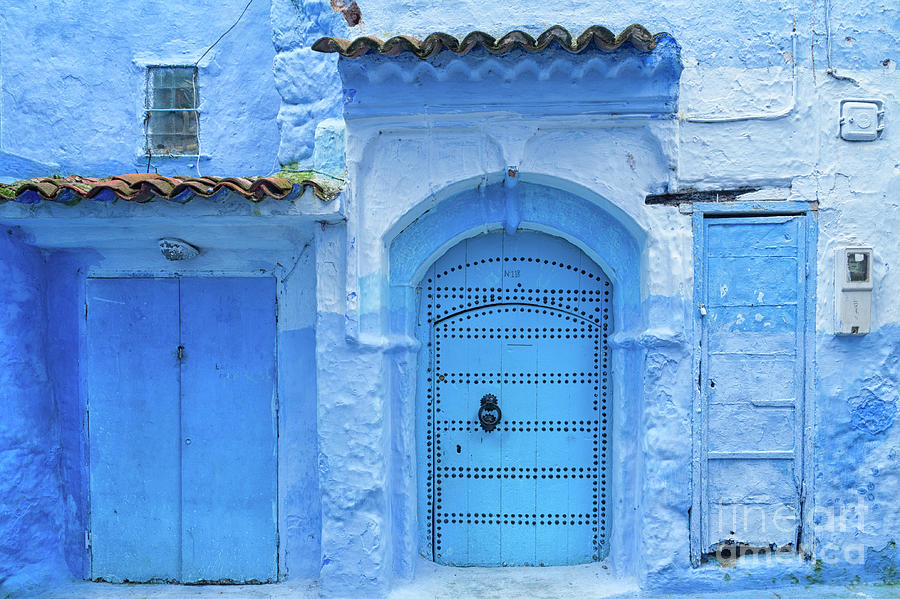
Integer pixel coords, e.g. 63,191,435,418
87,277,276,583
180,277,277,582
698,216,807,553
420,231,611,566
87,278,182,581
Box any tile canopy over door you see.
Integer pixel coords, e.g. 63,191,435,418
694,214,811,557
418,230,612,566
87,277,277,583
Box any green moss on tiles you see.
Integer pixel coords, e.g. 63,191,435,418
274,169,345,201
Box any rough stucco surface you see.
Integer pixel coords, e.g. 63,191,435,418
0,233,67,591
43,251,90,579
270,0,349,168
0,0,281,178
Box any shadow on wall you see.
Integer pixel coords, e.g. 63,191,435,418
0,232,69,593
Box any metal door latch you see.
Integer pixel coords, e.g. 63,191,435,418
478,394,501,432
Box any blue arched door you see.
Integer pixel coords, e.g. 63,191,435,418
417,230,612,566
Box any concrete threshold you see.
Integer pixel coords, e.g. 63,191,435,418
391,561,638,599
33,578,318,599
27,568,899,599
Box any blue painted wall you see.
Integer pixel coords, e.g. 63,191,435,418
1,0,897,178
0,0,281,179
0,232,67,590
44,251,91,580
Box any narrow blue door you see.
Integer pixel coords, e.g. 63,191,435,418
87,278,182,582
696,215,809,554
419,231,611,566
88,277,277,583
180,277,277,583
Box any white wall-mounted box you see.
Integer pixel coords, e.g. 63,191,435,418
840,100,884,141
835,247,873,335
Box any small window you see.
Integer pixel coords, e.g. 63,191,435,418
145,66,199,156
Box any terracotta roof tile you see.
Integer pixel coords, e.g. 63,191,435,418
0,172,343,204
312,24,665,59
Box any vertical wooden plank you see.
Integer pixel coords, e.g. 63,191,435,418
792,220,807,495
87,277,181,582
800,214,817,554
179,277,277,583
433,319,478,565
690,212,705,566
499,342,537,566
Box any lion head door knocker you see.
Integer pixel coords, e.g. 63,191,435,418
478,393,502,432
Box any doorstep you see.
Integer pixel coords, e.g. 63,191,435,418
25,572,900,599
32,578,317,599
391,560,638,599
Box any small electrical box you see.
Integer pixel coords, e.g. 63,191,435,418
835,247,873,335
840,99,884,141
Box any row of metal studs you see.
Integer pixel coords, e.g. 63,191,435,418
439,466,598,472
432,294,606,304
436,305,610,320
436,516,596,526
437,378,597,384
431,287,609,294
438,372,596,378
439,424,600,432
438,419,599,425
432,257,609,280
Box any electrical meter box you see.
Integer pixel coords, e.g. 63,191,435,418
840,99,884,141
835,247,873,335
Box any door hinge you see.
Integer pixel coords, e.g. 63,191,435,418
177,345,185,360
84,530,91,549
805,262,810,278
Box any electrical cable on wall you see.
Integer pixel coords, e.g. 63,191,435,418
193,72,202,177
190,0,255,176
824,0,860,84
682,2,798,123
194,0,254,66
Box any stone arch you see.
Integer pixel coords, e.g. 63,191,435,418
386,174,647,576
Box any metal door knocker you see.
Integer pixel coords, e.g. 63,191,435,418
478,394,501,432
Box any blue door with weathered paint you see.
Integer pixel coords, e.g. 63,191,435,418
179,277,277,582
87,278,182,582
694,215,810,556
418,231,611,566
87,277,277,583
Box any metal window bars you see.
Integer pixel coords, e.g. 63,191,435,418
145,66,200,156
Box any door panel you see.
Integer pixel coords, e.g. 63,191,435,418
87,278,181,582
699,216,807,553
706,256,800,306
180,277,277,583
88,277,277,583
422,230,611,566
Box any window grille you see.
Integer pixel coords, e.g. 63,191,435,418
145,66,199,156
